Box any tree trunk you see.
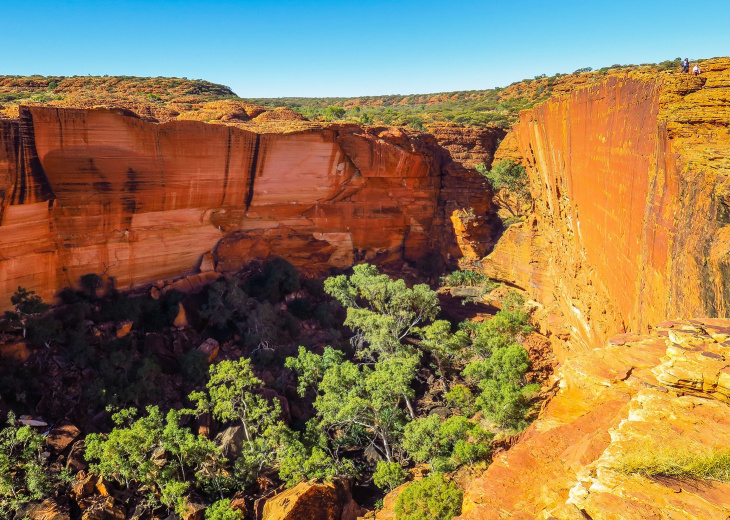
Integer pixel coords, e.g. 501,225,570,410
381,434,393,462
434,353,449,394
403,394,416,420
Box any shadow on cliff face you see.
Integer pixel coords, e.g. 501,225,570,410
437,292,499,323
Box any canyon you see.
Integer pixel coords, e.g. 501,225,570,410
2,57,730,520
0,105,502,311
461,57,730,519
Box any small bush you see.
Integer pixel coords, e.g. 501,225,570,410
394,473,462,520
440,270,494,288
205,499,244,520
445,384,477,417
245,257,300,303
614,444,730,482
373,461,408,491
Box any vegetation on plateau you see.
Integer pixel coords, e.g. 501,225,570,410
614,443,730,483
1,57,705,131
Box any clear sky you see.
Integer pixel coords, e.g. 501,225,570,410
2,0,728,97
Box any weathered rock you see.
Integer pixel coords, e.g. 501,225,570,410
0,340,31,362
457,319,730,520
0,108,497,311
173,304,188,328
180,496,206,520
46,420,80,452
372,483,408,520
216,425,247,459
197,338,219,362
262,478,364,520
27,498,70,520
80,497,125,520
115,320,133,338
70,472,97,500
66,439,88,471
484,58,730,354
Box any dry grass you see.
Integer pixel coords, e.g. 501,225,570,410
614,444,730,483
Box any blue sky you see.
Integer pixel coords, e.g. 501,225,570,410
2,0,728,97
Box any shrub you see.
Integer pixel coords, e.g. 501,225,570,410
394,473,462,520
440,270,493,288
0,413,66,516
373,461,408,491
476,159,530,216
402,414,491,471
205,499,244,520
614,444,730,482
245,258,300,303
445,384,477,417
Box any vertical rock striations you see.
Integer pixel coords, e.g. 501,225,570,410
483,58,730,353
0,107,497,310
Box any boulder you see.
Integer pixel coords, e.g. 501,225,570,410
46,420,81,453
174,304,189,328
197,338,219,362
115,320,134,338
180,496,206,520
66,440,88,471
70,472,98,500
373,483,408,520
80,497,125,520
216,425,247,459
27,497,70,520
262,478,364,520
0,341,31,362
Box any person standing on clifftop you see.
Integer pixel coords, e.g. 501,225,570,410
682,58,690,73
693,63,701,76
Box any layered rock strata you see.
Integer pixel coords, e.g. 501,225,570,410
483,58,730,353
458,318,730,520
0,106,499,310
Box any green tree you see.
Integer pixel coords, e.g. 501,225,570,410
278,441,357,487
394,473,462,520
324,264,438,417
191,359,278,444
285,346,345,397
445,384,477,417
190,360,290,485
4,286,50,337
0,413,60,516
373,461,408,491
84,406,220,515
200,278,250,330
324,106,346,120
463,344,538,429
476,159,530,216
314,355,419,462
402,414,491,471
417,320,469,393
324,264,439,359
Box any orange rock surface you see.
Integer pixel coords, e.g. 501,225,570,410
458,318,730,520
483,58,730,353
262,479,364,520
0,105,497,310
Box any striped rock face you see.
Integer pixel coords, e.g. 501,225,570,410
0,106,499,310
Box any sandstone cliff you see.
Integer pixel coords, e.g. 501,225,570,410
0,106,500,310
458,319,730,520
483,58,730,354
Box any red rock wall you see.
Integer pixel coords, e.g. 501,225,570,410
484,60,730,351
0,107,496,310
